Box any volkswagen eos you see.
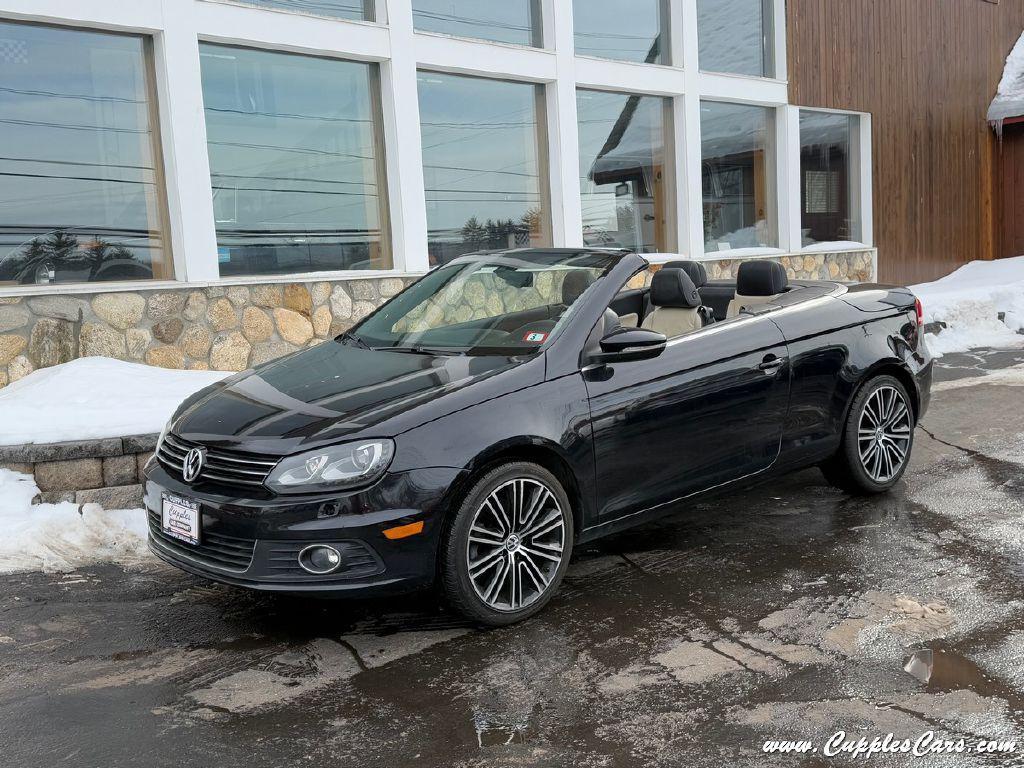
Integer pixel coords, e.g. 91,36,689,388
146,248,932,625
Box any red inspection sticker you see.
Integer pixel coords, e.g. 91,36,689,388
523,331,548,343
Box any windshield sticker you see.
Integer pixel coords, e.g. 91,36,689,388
523,332,548,343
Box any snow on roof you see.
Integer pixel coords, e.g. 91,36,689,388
988,30,1024,127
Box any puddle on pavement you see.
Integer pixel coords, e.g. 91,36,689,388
904,648,1003,697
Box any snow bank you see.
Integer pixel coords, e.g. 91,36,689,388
0,357,227,446
911,256,1024,357
0,469,149,574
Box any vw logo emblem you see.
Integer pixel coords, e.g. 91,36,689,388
182,447,205,483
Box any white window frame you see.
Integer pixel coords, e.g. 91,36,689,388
787,105,874,253
0,0,872,296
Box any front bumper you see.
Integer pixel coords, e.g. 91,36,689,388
143,462,465,597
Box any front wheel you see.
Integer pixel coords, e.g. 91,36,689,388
821,375,915,495
440,462,574,626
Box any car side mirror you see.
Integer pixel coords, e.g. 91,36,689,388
591,327,666,364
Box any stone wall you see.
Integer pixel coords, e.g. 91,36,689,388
698,250,875,282
0,433,157,507
0,250,874,389
0,275,417,388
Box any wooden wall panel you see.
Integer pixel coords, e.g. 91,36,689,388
998,124,1024,259
788,0,1024,284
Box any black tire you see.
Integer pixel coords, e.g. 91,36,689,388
821,374,915,495
440,462,574,627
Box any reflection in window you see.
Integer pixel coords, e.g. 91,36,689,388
222,0,373,22
697,0,774,77
412,0,541,47
0,22,169,286
800,111,860,246
418,72,550,265
572,0,667,64
701,101,776,251
199,45,390,277
577,89,673,253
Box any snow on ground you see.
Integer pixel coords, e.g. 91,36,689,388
911,255,1024,357
932,363,1024,393
0,469,149,574
0,357,227,446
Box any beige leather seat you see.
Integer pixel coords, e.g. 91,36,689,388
727,260,790,318
641,268,705,338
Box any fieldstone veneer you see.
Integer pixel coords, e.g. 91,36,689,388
0,250,875,389
0,274,416,389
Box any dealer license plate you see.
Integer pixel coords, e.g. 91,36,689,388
161,493,201,546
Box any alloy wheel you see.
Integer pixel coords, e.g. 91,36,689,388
466,478,566,612
857,385,912,483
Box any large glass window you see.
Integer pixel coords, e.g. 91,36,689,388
223,0,373,21
0,22,170,286
199,44,390,277
800,111,861,246
572,0,668,64
412,0,541,47
701,102,776,251
418,72,550,266
577,89,674,253
697,0,775,77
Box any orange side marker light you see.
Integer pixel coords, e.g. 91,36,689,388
383,520,424,540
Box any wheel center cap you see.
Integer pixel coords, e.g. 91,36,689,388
504,534,521,553
874,427,884,442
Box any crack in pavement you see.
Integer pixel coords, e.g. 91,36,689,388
337,638,370,674
917,424,983,457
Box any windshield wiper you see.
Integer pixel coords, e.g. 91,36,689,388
338,332,371,349
376,345,467,356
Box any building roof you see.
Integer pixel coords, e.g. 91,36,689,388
988,30,1024,128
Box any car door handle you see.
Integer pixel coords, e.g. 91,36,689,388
757,355,786,374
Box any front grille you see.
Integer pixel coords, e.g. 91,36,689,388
147,509,256,572
157,433,279,489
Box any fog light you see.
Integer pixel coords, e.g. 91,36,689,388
298,544,343,575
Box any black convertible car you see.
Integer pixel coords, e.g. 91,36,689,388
146,248,932,625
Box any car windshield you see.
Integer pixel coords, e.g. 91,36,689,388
350,249,621,355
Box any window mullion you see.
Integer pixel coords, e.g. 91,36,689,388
160,7,220,282
383,0,429,272
547,0,582,247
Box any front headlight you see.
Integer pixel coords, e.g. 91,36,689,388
265,439,395,494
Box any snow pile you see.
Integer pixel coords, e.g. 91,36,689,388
911,256,1024,356
0,469,149,574
802,240,869,253
0,357,227,446
988,30,1024,125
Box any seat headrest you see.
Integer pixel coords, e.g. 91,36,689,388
663,260,707,288
736,260,789,296
650,268,701,309
561,269,594,305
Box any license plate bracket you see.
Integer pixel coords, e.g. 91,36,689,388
161,493,201,546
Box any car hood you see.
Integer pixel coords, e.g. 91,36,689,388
173,339,528,452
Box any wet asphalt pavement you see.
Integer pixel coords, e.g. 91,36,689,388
2,349,1024,767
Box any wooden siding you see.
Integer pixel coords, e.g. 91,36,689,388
998,124,1024,259
788,0,1024,284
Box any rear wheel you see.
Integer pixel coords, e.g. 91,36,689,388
821,375,915,495
441,462,573,626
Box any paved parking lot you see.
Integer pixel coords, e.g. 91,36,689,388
1,349,1023,767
